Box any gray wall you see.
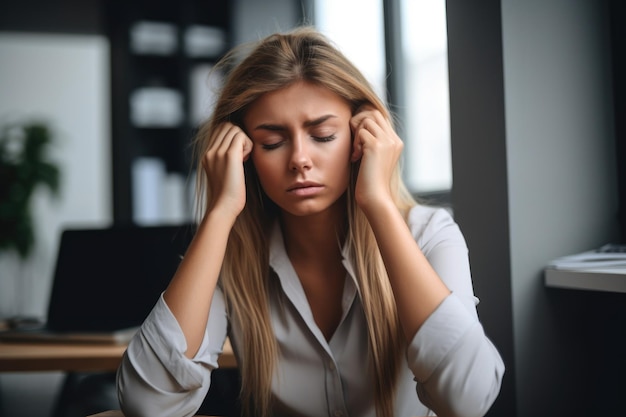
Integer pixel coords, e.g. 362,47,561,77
448,0,621,416
503,0,618,415
446,1,515,414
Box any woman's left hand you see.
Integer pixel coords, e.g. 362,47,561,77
350,105,404,212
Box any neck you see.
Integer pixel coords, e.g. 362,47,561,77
279,200,347,264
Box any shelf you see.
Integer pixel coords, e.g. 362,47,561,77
544,267,626,293
106,0,231,224
544,245,626,293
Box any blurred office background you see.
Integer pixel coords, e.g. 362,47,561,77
0,0,624,416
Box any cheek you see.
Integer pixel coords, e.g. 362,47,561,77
335,158,352,187
328,142,352,188
252,153,280,188
334,132,353,170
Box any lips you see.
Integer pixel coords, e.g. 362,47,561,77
287,181,324,196
287,181,322,191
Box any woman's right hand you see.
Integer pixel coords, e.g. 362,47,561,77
202,122,254,219
164,122,252,358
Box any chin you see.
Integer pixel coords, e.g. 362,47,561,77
283,206,327,217
279,198,345,219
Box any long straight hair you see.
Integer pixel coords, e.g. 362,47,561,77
192,26,416,417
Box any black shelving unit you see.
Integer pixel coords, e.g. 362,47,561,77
106,0,231,224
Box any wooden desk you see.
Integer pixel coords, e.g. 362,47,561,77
0,338,236,417
0,338,236,372
0,341,126,372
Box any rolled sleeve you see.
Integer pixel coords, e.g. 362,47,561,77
407,294,505,417
406,206,505,416
140,295,216,387
407,293,476,383
117,290,229,417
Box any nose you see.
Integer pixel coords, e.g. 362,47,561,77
288,135,312,172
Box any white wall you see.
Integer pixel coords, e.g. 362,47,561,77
502,0,618,415
0,33,111,417
0,33,112,318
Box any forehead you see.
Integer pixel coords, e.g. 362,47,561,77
244,81,350,125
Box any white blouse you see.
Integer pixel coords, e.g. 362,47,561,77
117,205,505,417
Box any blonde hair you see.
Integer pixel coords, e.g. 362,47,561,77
192,26,417,417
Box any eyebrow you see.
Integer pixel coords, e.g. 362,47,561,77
253,114,338,131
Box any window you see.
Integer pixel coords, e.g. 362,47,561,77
313,0,386,99
314,0,452,197
400,0,451,194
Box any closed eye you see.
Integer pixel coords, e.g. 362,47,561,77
261,141,284,150
259,134,336,150
312,134,336,143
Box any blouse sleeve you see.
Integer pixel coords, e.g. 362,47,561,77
406,207,505,417
116,288,229,417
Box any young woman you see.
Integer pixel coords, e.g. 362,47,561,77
117,26,504,417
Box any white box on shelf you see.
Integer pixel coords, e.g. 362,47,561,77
132,157,166,225
130,21,178,55
130,87,184,128
184,25,226,58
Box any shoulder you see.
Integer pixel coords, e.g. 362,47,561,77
407,204,467,253
406,204,456,234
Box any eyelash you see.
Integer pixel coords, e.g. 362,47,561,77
261,142,283,150
313,134,336,143
260,134,337,150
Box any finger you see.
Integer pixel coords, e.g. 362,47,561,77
350,111,370,132
350,112,369,161
351,138,362,162
210,122,235,152
351,119,374,162
242,135,254,162
204,124,244,175
351,125,375,162
350,104,377,126
216,124,243,156
353,103,376,119
226,127,254,163
351,112,384,142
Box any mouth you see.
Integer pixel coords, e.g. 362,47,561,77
287,181,324,196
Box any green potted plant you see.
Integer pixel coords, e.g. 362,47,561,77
0,121,61,259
